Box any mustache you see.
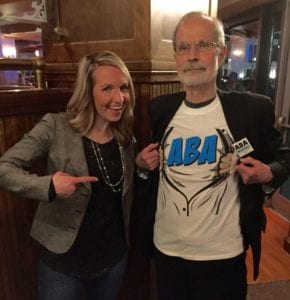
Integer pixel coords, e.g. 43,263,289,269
183,63,205,72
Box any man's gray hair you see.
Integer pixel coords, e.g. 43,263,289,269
172,11,226,51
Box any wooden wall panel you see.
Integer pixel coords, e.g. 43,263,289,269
133,75,182,148
0,88,71,300
59,0,134,42
0,118,5,155
0,190,38,300
43,0,151,65
41,0,213,89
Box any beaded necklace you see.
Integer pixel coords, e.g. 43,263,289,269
90,140,125,192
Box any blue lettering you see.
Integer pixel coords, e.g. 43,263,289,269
198,135,217,164
167,138,183,166
183,136,201,165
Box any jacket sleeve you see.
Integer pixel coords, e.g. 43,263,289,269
0,113,57,201
260,98,290,188
268,150,290,188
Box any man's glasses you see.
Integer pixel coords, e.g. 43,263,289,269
175,40,220,55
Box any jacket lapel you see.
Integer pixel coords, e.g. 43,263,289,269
63,127,91,192
122,143,134,196
218,90,247,142
154,92,185,142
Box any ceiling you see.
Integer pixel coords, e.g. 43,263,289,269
218,0,277,21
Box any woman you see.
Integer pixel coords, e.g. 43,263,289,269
0,50,136,300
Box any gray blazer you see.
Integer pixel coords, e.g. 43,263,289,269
0,113,135,254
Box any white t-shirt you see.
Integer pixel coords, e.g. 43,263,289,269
154,96,244,260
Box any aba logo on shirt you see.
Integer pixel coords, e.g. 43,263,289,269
167,135,218,166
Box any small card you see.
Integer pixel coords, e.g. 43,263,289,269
233,138,254,158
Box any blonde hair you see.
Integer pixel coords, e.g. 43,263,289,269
172,11,226,51
66,50,135,146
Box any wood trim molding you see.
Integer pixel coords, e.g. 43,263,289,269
0,88,71,116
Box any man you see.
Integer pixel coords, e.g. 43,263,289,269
135,11,290,300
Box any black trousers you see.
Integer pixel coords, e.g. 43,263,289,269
155,249,247,300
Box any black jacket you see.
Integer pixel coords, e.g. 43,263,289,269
137,90,290,280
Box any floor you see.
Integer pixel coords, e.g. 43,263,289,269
246,207,290,284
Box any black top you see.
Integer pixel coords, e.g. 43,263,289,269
40,137,127,279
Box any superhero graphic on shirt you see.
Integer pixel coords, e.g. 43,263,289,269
159,127,238,216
